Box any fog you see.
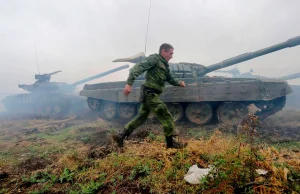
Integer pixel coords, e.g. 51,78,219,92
1,0,300,95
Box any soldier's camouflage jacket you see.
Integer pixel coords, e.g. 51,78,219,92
126,54,180,93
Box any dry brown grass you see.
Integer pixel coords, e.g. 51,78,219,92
27,130,297,194
0,113,299,193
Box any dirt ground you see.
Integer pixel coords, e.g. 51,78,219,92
0,110,299,193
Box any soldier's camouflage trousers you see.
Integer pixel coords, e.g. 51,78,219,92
124,90,174,137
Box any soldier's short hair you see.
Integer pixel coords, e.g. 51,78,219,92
159,43,174,54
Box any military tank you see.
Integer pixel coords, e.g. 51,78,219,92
1,65,129,116
80,36,300,124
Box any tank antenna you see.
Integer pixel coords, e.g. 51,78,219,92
34,40,41,74
144,0,152,55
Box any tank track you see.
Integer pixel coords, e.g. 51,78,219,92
88,96,287,125
255,96,286,120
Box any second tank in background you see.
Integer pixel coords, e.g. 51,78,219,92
2,65,129,116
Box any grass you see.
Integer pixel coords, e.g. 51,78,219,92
268,109,300,122
33,126,75,142
3,130,297,193
273,141,300,150
0,114,299,193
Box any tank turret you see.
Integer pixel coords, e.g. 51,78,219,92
114,36,300,78
17,65,129,93
34,71,62,83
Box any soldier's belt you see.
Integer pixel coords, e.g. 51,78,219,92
144,86,161,95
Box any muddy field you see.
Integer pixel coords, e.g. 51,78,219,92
0,110,299,193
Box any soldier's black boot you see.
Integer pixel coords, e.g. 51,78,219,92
113,130,130,147
166,136,187,149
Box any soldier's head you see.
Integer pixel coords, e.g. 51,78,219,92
159,43,174,62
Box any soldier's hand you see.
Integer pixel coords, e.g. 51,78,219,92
179,81,186,87
123,84,132,95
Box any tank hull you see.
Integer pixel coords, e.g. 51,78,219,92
1,93,87,116
80,77,292,124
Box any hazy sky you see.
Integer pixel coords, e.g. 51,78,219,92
1,0,300,94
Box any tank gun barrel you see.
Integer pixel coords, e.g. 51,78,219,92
215,70,234,73
47,70,62,76
198,36,300,76
277,72,300,81
71,64,129,86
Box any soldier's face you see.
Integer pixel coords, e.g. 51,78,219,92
161,48,174,62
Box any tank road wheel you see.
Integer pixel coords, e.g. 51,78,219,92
101,101,118,120
217,102,248,125
185,103,213,125
87,98,101,111
166,103,184,122
118,103,137,119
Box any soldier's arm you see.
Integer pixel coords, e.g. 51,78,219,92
167,71,181,86
126,55,158,86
